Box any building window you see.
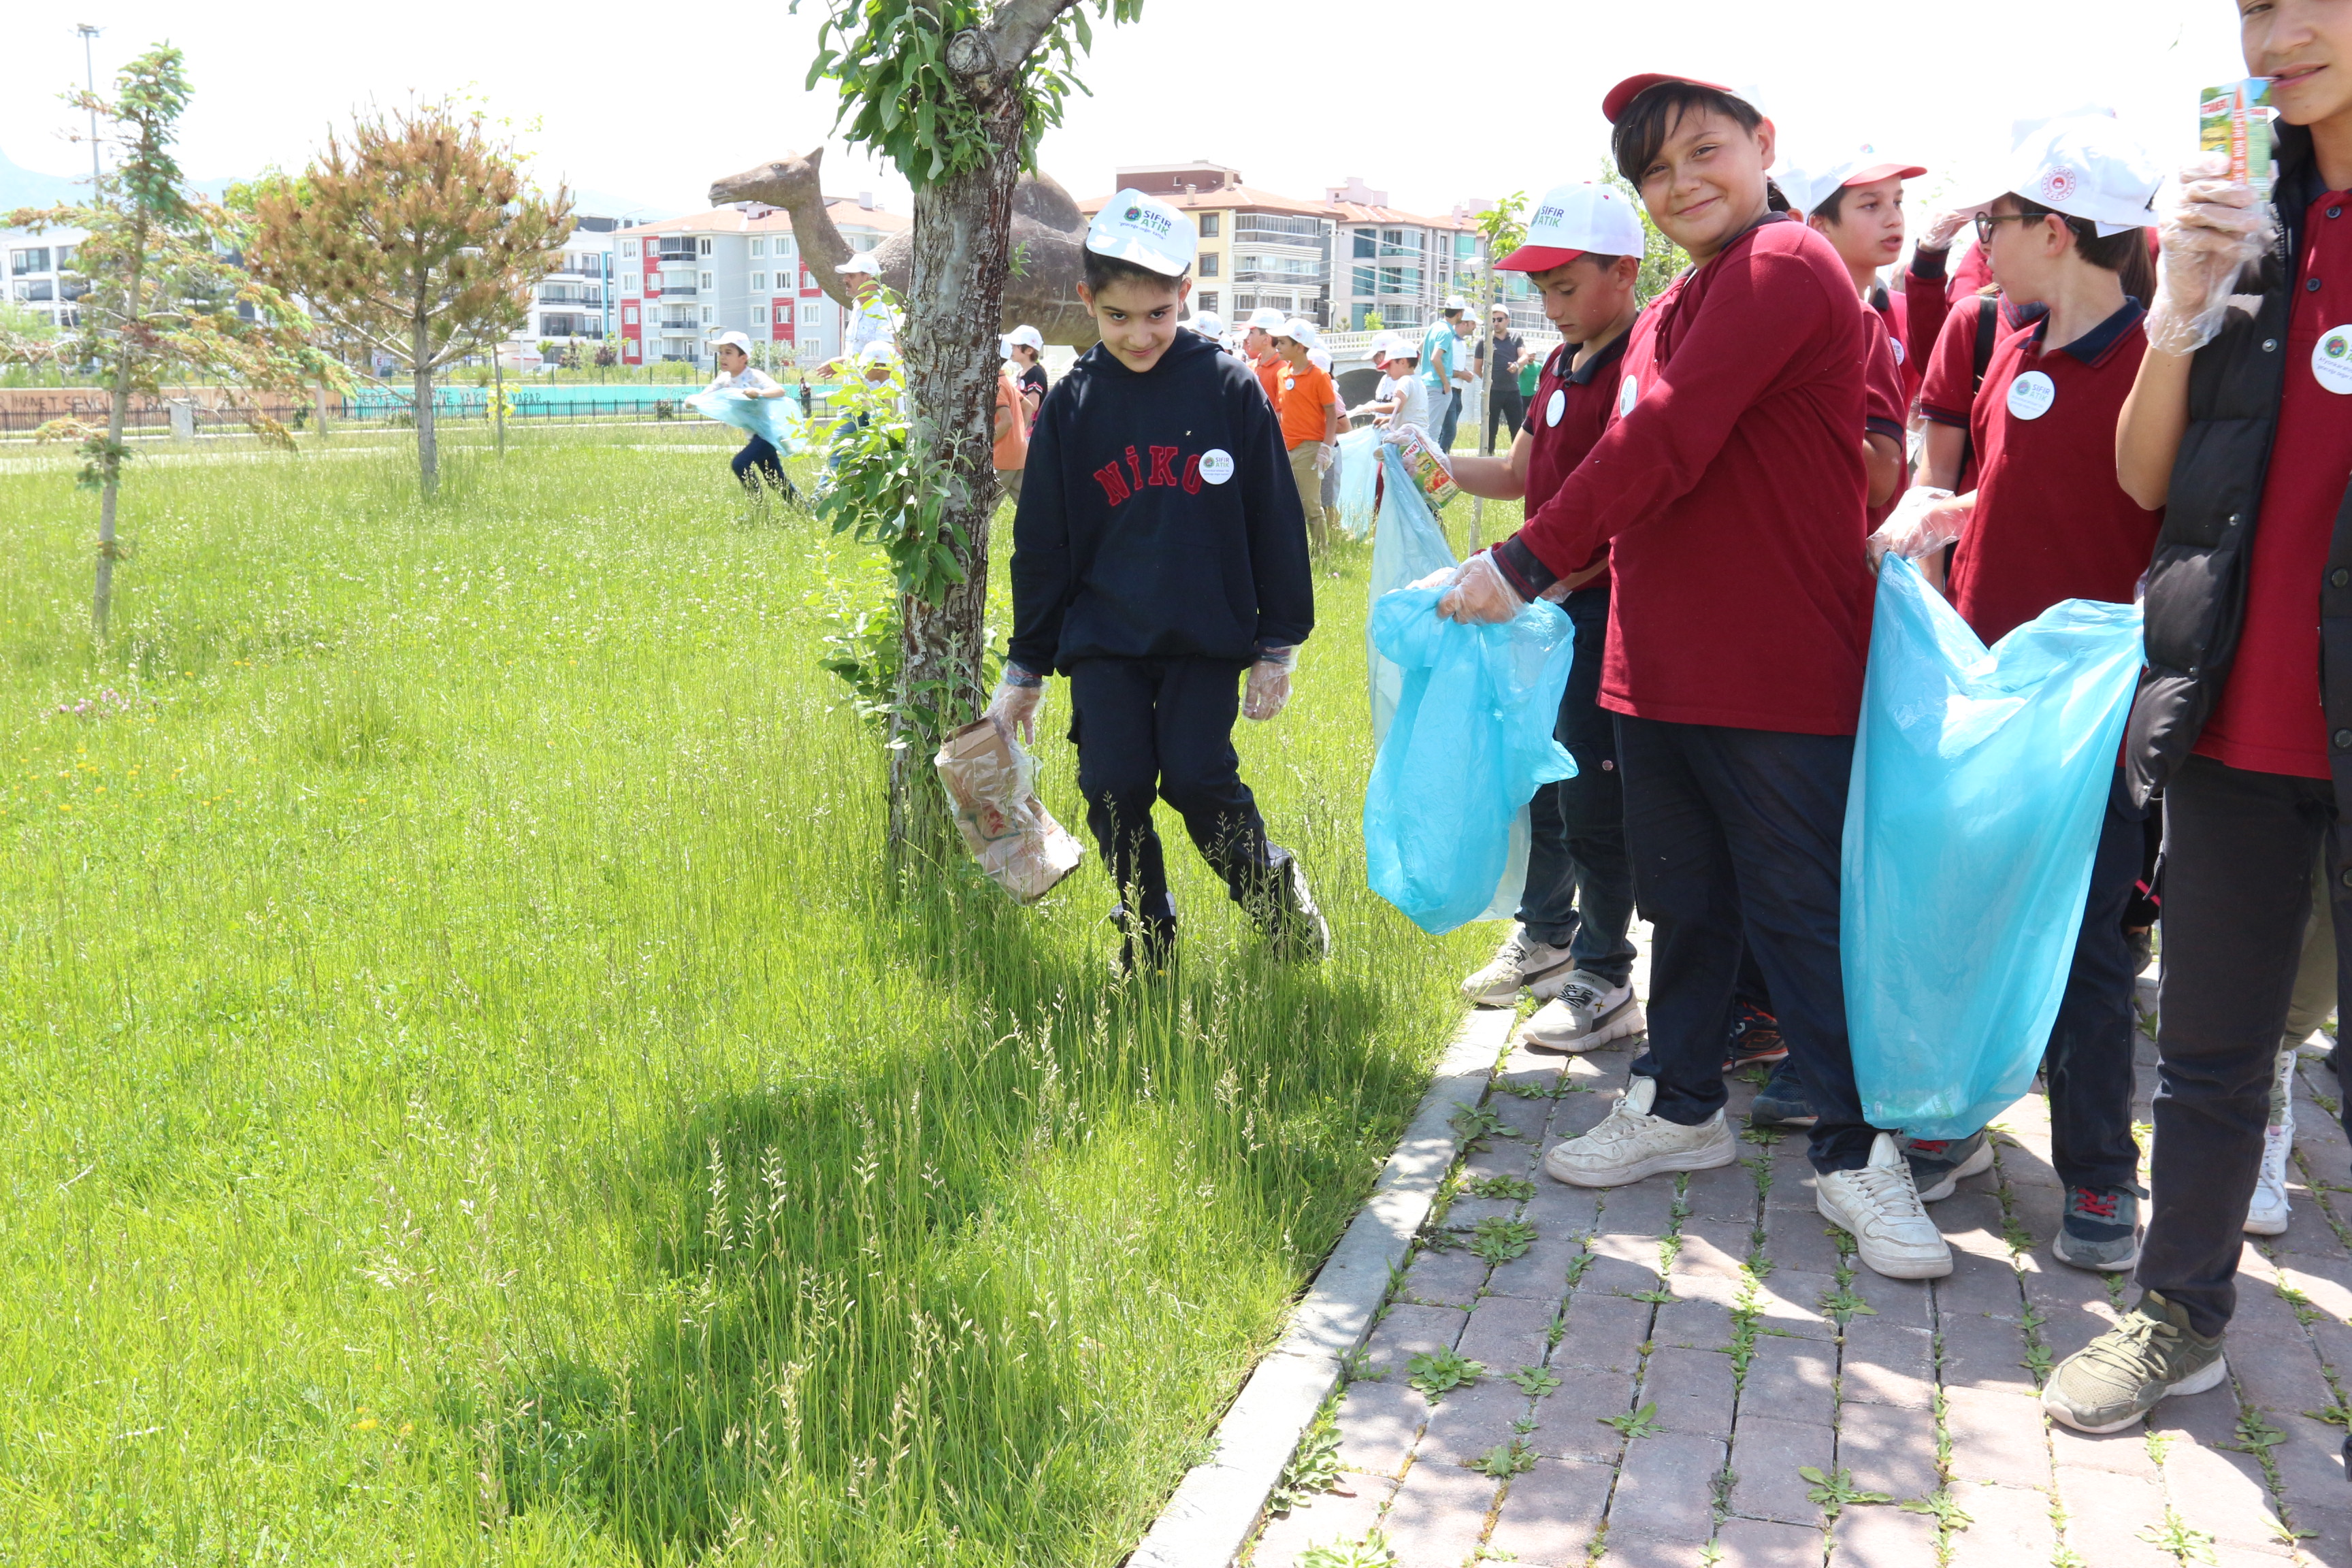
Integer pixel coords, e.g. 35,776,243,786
1352,265,1375,296
753,306,767,325
1196,291,1218,314
623,239,638,257
1354,229,1375,259
750,272,766,291
698,237,713,257
802,302,821,323
10,248,51,274
13,280,54,302
625,273,640,297
750,238,766,257
1199,214,1220,238
700,271,714,291
700,305,713,324
623,304,637,324
1199,253,1219,278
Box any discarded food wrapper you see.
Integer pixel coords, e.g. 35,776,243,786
1387,423,1460,510
2199,78,2275,198
934,718,1085,903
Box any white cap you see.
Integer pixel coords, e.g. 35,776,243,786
1308,348,1333,373
999,323,1044,354
1084,187,1197,276
1382,334,1417,360
1368,331,1398,361
1975,110,2161,238
1497,182,1648,272
1187,309,1225,338
1771,145,1929,221
1276,317,1323,351
1441,294,1471,312
838,251,881,276
713,329,754,354
858,340,897,364
1244,307,1287,331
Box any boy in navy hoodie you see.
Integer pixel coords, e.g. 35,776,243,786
986,189,1324,971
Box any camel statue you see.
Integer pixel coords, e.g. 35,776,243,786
709,148,1100,348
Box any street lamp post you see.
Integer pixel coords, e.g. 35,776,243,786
75,24,102,191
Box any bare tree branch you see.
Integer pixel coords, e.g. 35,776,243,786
981,0,1085,74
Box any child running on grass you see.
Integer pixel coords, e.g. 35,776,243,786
1446,182,1650,1056
987,189,1328,973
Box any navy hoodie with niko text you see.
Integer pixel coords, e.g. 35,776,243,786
1008,329,1313,674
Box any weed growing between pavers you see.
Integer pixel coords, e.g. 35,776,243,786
0,434,1489,1563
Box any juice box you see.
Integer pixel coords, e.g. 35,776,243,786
1388,423,1461,510
2200,78,2276,197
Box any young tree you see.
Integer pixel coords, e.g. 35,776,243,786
802,0,1144,862
10,44,336,634
244,101,571,495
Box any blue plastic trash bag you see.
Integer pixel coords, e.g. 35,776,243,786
1842,554,2145,1139
1365,586,1578,935
1335,425,1381,539
685,387,808,453
1367,445,1463,742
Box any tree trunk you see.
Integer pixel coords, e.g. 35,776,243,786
885,82,1028,864
315,379,331,443
95,361,126,634
412,316,438,497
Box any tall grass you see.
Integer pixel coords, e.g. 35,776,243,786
0,432,1497,1565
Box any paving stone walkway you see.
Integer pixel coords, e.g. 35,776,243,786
1246,936,2352,1568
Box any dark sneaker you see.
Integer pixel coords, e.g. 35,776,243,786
1904,1131,1995,1203
1724,1001,1787,1071
1748,1076,1816,1130
2042,1290,2227,1433
1250,851,1330,964
2054,1186,2142,1272
1111,902,1177,978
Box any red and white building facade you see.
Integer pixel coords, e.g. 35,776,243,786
614,197,908,369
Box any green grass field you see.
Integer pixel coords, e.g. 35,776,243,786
0,429,1509,1565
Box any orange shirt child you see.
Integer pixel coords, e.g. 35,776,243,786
992,369,1028,470
1277,359,1337,451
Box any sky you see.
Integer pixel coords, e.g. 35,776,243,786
1,1,2249,225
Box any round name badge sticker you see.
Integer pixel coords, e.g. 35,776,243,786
1892,339,1906,366
1198,448,1235,485
2315,326,2352,394
1618,376,1641,417
2006,370,2057,421
1545,387,1567,427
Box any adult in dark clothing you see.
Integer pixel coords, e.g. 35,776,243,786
988,189,1326,971
1481,305,1527,451
2042,7,2352,1436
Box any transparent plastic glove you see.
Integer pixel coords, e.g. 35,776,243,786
1914,210,1970,255
1243,646,1297,721
1866,486,1970,568
1407,564,1464,593
1437,550,1527,625
2148,152,2276,356
1380,421,1428,448
985,662,1046,744
1316,442,1335,474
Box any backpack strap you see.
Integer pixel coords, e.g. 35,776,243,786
1970,294,2000,394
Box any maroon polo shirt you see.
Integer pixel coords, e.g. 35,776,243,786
2197,190,2352,780
1872,287,1922,406
1522,330,1631,507
1903,240,1995,375
1863,308,1909,530
1918,293,2039,492
1948,299,2162,646
1502,216,1872,735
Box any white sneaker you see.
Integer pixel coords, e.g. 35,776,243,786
1520,972,1646,1054
2246,1124,2294,1236
1460,926,1577,1007
1816,1133,1953,1279
1541,1075,1735,1188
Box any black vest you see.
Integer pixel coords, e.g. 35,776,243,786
2127,120,2352,815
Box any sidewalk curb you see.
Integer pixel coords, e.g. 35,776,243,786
1125,1005,1516,1568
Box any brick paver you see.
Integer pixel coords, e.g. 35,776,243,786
1245,935,2348,1567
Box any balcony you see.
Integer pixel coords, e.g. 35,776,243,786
1232,270,1326,287
649,284,696,298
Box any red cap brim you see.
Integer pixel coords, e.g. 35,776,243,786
1846,161,1928,186
1496,244,1588,273
1602,72,1735,123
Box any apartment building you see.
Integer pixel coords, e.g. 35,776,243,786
1081,163,1338,326
523,218,619,350
1079,166,1501,333
3,225,90,329
613,195,906,368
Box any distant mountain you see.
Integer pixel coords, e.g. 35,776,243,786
564,185,680,225
1,144,244,216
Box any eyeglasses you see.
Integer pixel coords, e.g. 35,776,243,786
1974,210,2041,244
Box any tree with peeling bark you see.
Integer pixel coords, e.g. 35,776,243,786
244,101,571,497
10,44,336,634
799,0,1145,863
